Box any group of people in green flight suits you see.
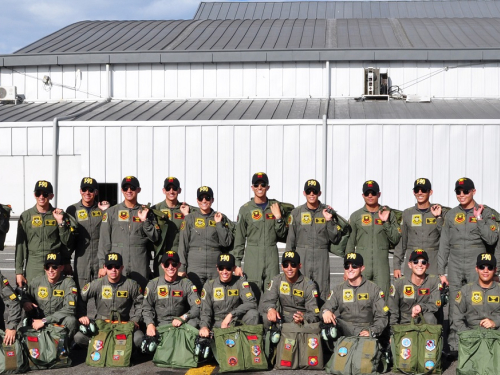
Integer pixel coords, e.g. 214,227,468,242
0,172,498,368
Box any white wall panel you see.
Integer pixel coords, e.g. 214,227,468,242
152,127,169,204
137,126,154,200
27,127,43,155
266,125,284,201
11,128,27,155
169,127,187,196
233,126,251,209
381,125,400,209
184,126,202,200
282,125,301,204
62,65,77,99
138,64,152,99
151,64,164,98
89,127,106,181
329,124,350,216
204,64,217,98
0,128,12,155
216,63,230,98
191,63,204,98
218,126,234,218
202,125,219,200
483,126,500,210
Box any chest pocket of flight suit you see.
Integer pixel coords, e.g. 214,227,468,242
357,292,372,317
116,289,130,309
45,218,59,241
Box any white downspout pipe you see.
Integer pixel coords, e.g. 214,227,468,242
322,61,331,198
51,64,112,206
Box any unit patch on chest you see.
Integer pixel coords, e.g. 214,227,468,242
411,214,422,226
488,296,500,303
228,289,239,297
301,213,312,225
214,288,225,300
32,216,42,228
161,209,172,220
158,287,169,299
315,217,326,224
92,211,102,217
195,218,206,228
38,287,48,299
404,286,415,298
343,289,354,302
77,210,88,221
117,291,128,298
118,210,129,221
45,219,56,226
361,215,372,226
174,213,184,220
357,293,369,300
102,286,113,299
172,290,183,297
472,291,483,304
280,282,290,295
209,220,216,227
53,290,64,297
252,210,263,221
454,213,465,224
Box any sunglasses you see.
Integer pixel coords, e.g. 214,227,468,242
35,191,49,198
413,188,429,194
253,183,267,188
106,265,120,270
478,264,495,271
412,259,428,265
165,185,179,192
455,189,470,195
164,261,178,268
282,262,298,269
344,263,360,270
305,189,318,195
44,265,59,271
82,187,95,193
363,190,377,197
122,185,137,192
218,266,232,271
198,195,211,201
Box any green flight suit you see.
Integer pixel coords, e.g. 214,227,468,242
142,276,201,327
150,200,196,277
438,203,499,350
98,202,160,290
15,205,75,282
286,202,341,302
453,281,500,332
322,277,389,337
394,204,446,276
22,274,78,337
0,204,11,250
178,210,233,291
346,207,401,299
259,273,320,327
75,275,144,347
388,274,441,325
0,272,22,330
66,201,104,289
200,276,259,329
232,199,288,293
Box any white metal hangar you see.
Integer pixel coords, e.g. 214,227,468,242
1,0,500,246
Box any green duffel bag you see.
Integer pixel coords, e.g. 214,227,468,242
326,336,382,375
152,323,199,369
213,324,268,373
330,212,352,258
20,324,71,370
275,322,323,370
457,328,500,375
86,315,135,367
277,201,295,243
0,330,28,374
391,315,442,374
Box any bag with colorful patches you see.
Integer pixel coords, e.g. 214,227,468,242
86,314,134,367
0,330,28,374
326,336,382,375
152,323,199,369
275,322,323,370
20,324,71,370
390,315,442,374
213,324,268,373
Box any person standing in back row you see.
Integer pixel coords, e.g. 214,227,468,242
232,172,288,295
346,180,401,300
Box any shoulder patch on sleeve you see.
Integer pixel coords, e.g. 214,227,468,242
82,283,90,295
201,288,206,300
455,291,462,303
379,291,385,299
267,280,273,291
390,285,395,297
180,221,186,230
144,287,149,298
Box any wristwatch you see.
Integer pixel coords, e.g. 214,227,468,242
276,218,283,223
476,214,483,220
42,318,47,326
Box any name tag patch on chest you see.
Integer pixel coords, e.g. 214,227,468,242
32,216,43,227
361,215,372,226
228,289,239,297
117,291,128,298
293,289,304,297
266,213,275,220
209,220,216,227
343,289,354,302
132,216,141,223
195,218,206,228
412,215,422,226
426,218,436,224
158,287,169,298
77,210,88,221
469,217,477,223
315,217,326,224
280,282,290,295
53,290,64,297
301,213,312,225
488,296,500,303
45,219,56,226
118,211,129,221
357,293,369,300
374,219,383,225
214,288,224,300
174,213,184,220
172,290,183,297
92,211,102,217
102,286,113,299
418,288,430,296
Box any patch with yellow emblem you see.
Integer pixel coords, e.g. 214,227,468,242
180,221,186,230
455,292,461,303
426,218,436,224
102,213,108,222
301,213,312,225
315,218,326,224
69,301,75,306
491,225,497,232
102,286,113,299
161,209,172,220
383,306,389,312
32,216,42,228
361,215,372,226
201,289,206,300
404,286,414,298
228,289,239,297
314,308,320,314
358,293,369,300
293,289,304,297
92,211,102,217
488,296,500,303
454,213,465,224
252,210,263,221
77,210,88,221
118,210,129,221
472,292,483,304
158,287,169,299
280,282,290,295
411,214,422,226
117,291,128,298
195,299,201,305
195,218,206,228
214,288,224,300
379,291,385,299
209,220,216,227
288,215,293,225
144,287,149,298
9,294,16,300
45,219,56,226
38,287,48,299
53,290,64,297
436,300,441,307
343,289,354,302
390,285,395,297
245,292,253,299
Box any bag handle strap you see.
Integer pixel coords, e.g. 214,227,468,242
110,310,122,324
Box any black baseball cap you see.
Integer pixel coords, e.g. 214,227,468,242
197,186,214,200
455,177,475,191
304,179,321,193
282,251,300,265
217,254,235,268
477,253,497,268
344,253,364,267
105,253,123,268
409,249,429,262
34,180,53,194
161,250,180,264
363,180,380,194
81,177,98,190
252,172,269,185
413,178,431,191
122,176,140,189
44,253,61,266
164,177,180,189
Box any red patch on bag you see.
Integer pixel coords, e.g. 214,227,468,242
27,336,38,342
247,335,258,340
116,334,126,340
281,360,292,367
309,356,318,366
113,355,120,360
6,352,14,357
228,357,238,366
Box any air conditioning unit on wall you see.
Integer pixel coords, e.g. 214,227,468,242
0,86,17,101
363,68,389,101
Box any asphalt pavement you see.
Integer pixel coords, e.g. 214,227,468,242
0,247,457,374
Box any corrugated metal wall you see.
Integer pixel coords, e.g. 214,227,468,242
2,121,500,242
2,61,500,101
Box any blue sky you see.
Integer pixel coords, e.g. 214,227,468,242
0,0,209,54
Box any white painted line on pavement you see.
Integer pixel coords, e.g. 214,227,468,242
0,268,15,271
